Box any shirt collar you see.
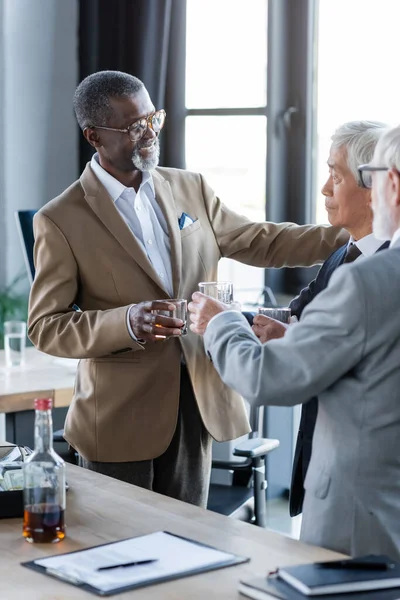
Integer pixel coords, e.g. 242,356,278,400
90,153,155,202
348,233,387,257
390,228,400,248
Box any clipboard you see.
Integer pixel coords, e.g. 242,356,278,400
22,530,250,596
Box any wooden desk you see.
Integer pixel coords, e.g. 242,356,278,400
0,463,343,599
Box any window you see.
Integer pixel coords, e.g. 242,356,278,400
185,0,268,305
313,0,400,223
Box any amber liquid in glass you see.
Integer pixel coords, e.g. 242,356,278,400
23,503,65,543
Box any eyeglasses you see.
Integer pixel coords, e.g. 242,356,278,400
358,164,389,189
90,109,166,142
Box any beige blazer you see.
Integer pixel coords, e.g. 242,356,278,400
28,164,347,462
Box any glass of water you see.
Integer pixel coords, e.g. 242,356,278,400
4,321,27,368
198,281,234,304
257,307,291,324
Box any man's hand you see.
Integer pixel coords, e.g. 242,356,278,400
252,314,287,344
188,292,228,336
129,301,184,342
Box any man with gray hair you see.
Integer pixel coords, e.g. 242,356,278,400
188,124,400,558
253,121,389,518
28,70,346,507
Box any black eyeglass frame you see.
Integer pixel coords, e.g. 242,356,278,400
358,164,389,189
89,109,166,143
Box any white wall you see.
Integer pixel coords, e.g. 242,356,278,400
2,0,78,286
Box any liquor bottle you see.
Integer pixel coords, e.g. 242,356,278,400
22,398,66,543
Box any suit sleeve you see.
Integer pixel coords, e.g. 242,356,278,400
28,212,143,358
203,266,366,406
200,175,349,268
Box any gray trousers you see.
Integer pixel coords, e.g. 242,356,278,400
79,365,212,507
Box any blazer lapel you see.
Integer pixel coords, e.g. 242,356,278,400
152,170,182,297
80,164,168,295
377,241,390,252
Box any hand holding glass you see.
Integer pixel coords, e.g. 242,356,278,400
4,321,26,368
257,307,291,324
151,299,188,336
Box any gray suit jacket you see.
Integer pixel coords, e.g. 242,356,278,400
204,243,400,559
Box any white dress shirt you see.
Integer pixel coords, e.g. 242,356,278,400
91,154,173,340
91,154,173,295
349,232,385,258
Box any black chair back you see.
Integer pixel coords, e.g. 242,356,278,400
15,210,37,284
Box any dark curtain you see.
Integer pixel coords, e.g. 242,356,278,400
78,0,186,172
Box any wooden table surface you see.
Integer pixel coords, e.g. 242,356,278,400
0,463,343,599
0,347,76,413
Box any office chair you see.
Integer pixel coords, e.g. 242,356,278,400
207,405,279,527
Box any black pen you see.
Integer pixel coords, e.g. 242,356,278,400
316,560,394,571
97,558,158,571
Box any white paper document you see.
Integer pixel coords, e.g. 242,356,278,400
32,531,244,594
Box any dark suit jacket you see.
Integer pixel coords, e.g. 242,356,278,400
289,240,390,517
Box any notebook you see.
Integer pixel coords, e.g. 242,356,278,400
22,530,249,596
239,575,400,600
276,555,400,596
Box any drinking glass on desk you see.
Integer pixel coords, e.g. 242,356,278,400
4,321,26,368
257,307,291,324
151,299,188,336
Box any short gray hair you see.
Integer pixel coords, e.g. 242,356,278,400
374,126,400,171
331,120,388,185
73,70,144,130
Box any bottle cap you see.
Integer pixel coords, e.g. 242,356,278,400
34,398,53,410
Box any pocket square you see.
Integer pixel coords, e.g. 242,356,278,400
178,212,196,230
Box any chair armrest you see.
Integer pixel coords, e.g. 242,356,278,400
233,437,279,459
211,458,252,471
